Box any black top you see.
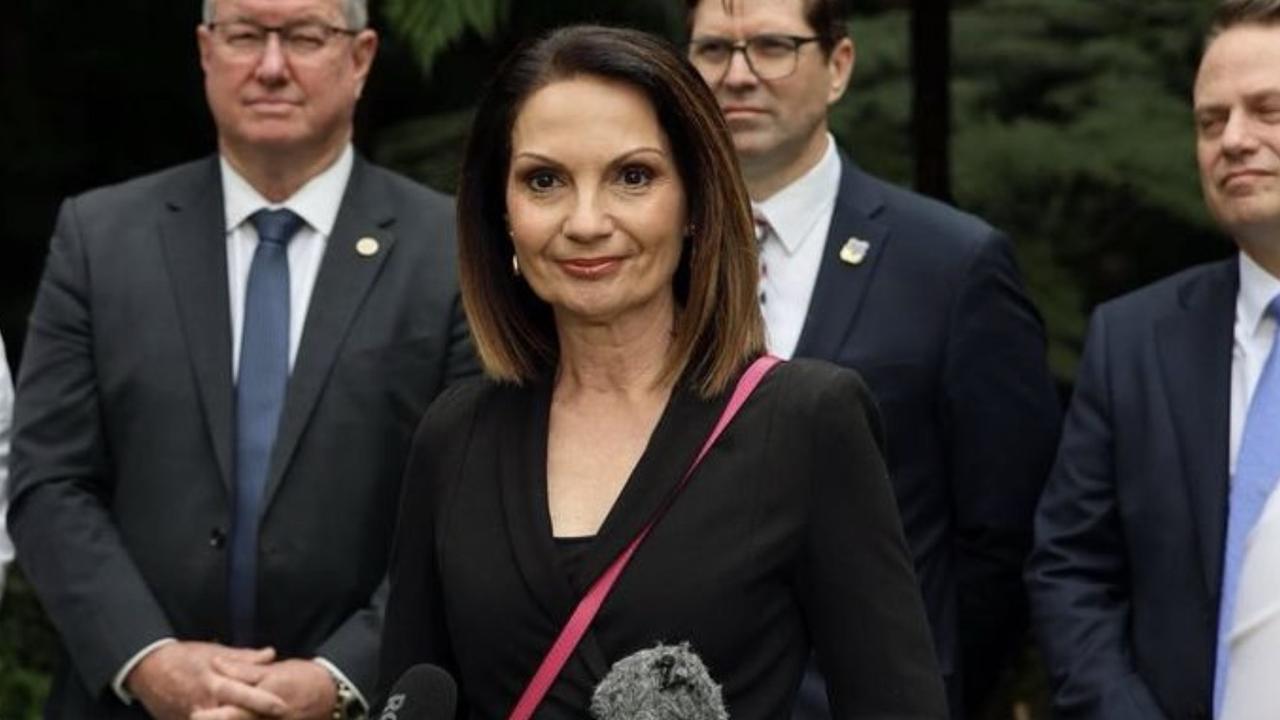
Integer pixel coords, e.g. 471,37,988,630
553,535,595,587
379,358,946,719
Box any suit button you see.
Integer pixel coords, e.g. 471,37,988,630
209,527,226,549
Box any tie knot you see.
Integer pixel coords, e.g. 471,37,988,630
752,208,772,243
251,208,305,247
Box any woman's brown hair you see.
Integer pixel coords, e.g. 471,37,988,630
456,24,765,397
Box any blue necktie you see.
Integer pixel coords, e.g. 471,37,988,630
230,208,303,646
1215,293,1280,715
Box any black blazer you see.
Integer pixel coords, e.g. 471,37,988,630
1027,259,1237,720
8,155,476,717
380,359,946,719
793,157,1062,716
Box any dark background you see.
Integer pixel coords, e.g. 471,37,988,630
0,1,1232,717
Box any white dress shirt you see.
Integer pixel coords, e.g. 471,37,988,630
1220,251,1280,718
1222,487,1280,719
753,134,840,359
0,334,14,603
113,146,366,709
1229,251,1280,472
224,145,353,378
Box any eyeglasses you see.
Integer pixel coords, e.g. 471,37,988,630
206,19,357,58
687,34,822,82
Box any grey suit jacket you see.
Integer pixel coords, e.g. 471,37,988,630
8,154,476,717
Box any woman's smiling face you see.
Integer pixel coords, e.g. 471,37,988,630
505,74,689,328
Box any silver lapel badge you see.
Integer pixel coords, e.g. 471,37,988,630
839,236,870,266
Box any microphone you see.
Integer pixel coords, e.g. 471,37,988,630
590,642,729,720
377,664,457,719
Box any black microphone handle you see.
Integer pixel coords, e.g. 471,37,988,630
377,663,458,719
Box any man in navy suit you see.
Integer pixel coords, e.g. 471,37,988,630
685,1,1061,716
1028,2,1280,718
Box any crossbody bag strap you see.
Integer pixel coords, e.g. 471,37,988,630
508,354,782,720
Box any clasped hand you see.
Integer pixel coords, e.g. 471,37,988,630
126,641,338,720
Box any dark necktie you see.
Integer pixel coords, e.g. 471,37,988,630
230,208,304,646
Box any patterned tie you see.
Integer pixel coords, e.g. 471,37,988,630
753,208,771,307
229,208,303,646
1216,293,1280,714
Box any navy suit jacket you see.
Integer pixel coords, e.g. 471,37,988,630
1027,258,1236,720
794,157,1061,718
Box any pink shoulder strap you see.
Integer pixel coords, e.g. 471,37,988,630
509,355,781,720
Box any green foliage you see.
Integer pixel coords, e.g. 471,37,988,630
371,1,685,187
382,0,510,75
958,0,1223,375
836,0,1224,379
833,12,914,182
0,571,58,720
376,108,477,191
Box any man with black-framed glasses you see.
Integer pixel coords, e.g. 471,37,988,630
686,1,1061,718
9,0,476,718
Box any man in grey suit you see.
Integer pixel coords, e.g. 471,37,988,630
7,0,474,717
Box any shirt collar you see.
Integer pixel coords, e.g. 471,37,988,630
220,144,355,238
753,134,840,255
1238,250,1280,337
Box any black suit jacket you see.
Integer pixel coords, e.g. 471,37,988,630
1027,259,1237,720
8,155,476,717
379,359,946,719
793,157,1062,717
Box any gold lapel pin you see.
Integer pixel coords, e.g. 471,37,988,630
355,237,380,257
839,237,870,266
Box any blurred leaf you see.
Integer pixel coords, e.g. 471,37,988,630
382,0,510,75
373,107,476,193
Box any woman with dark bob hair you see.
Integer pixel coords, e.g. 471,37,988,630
379,24,944,718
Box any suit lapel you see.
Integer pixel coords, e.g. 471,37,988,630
793,155,892,360
158,158,235,489
262,157,397,508
494,383,594,653
492,381,617,679
577,381,724,591
1155,258,1237,597
570,380,723,674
